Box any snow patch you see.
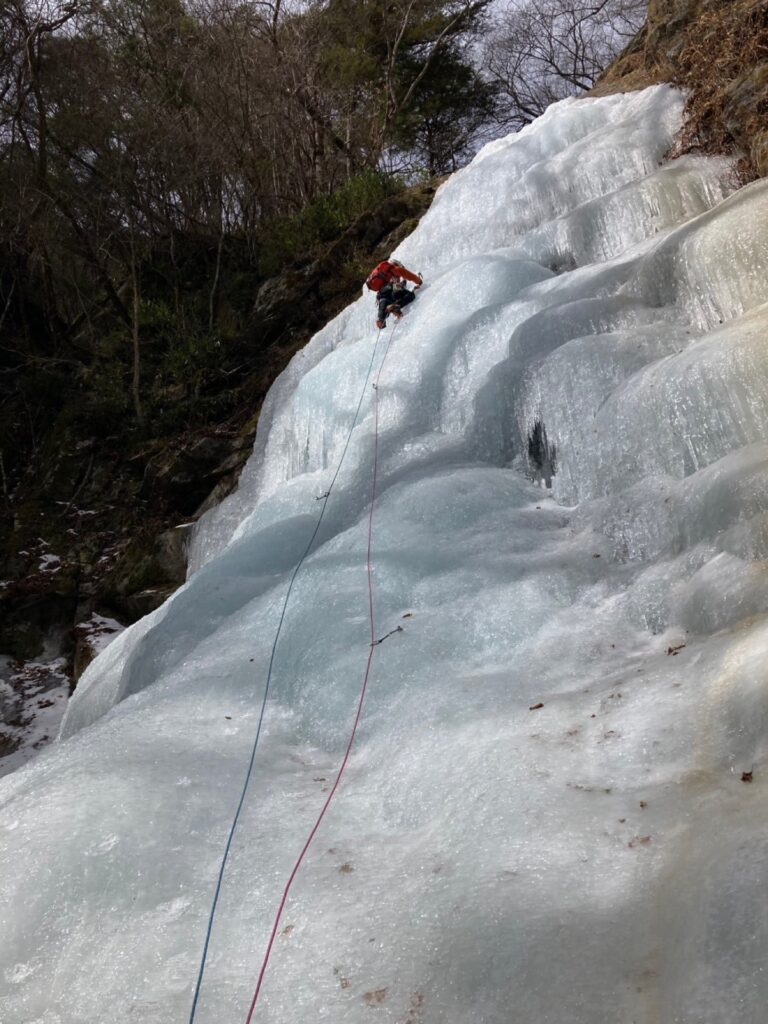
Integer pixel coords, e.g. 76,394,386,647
0,656,70,779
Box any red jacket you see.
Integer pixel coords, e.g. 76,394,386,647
366,260,421,292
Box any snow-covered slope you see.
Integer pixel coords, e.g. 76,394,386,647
4,86,768,1023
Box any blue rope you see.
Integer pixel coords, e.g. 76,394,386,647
187,327,386,1023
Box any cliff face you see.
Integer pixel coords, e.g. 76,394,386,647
595,0,768,177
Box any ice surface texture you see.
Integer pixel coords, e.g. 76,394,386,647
4,85,768,1023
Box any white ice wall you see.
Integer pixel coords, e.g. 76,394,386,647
4,85,768,1024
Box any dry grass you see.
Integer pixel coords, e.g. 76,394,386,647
595,0,768,177
674,0,768,172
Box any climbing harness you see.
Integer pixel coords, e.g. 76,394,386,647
187,321,399,1024
242,320,399,1022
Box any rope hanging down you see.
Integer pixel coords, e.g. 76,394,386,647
243,322,399,1022
187,325,387,1024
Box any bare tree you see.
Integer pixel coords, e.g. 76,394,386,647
484,0,647,130
0,0,500,440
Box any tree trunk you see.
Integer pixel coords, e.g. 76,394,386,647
208,223,225,334
129,237,143,425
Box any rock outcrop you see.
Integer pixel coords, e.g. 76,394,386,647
595,0,768,177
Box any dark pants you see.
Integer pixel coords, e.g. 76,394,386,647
377,285,415,322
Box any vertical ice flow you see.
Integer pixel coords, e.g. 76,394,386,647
3,85,768,1024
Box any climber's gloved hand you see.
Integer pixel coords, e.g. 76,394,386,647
376,319,386,329
414,274,423,290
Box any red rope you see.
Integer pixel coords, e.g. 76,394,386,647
244,324,398,1022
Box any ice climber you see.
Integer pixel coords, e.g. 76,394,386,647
365,258,423,329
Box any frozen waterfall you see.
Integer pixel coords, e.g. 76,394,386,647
3,85,768,1023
